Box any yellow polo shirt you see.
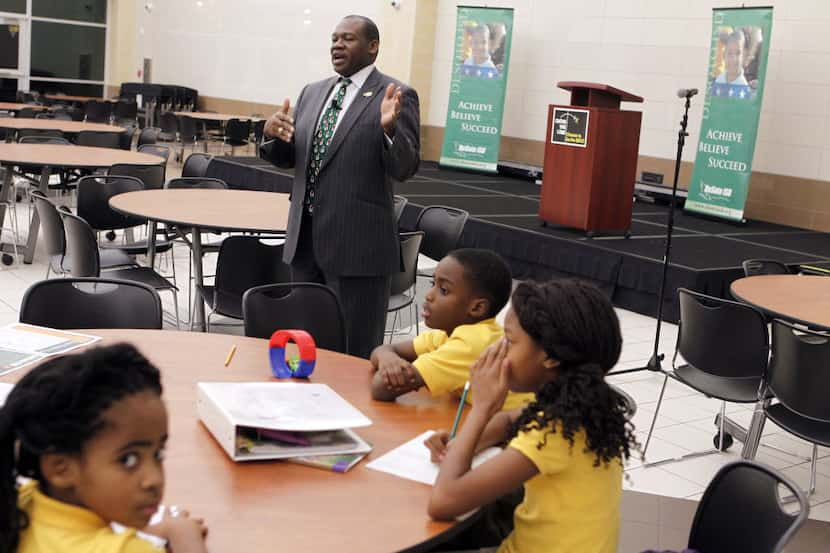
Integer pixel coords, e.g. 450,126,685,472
16,480,164,553
412,318,534,411
498,424,622,553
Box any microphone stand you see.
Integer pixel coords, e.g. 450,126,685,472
609,92,693,377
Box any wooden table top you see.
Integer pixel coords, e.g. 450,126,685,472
0,102,49,111
730,275,830,330
173,111,264,122
0,329,460,552
0,144,163,168
0,118,124,133
44,94,113,103
110,189,290,232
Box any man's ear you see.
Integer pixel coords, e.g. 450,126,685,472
468,298,490,320
40,453,80,490
369,40,379,57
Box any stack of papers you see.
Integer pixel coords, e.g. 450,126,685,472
197,382,373,466
0,323,100,376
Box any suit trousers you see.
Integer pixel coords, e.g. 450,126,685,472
291,213,391,359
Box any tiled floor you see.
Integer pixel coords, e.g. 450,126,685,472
2,147,829,530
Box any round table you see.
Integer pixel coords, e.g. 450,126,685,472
0,329,463,553
730,275,830,330
110,189,290,330
0,144,162,263
0,118,124,136
173,111,264,122
0,102,49,112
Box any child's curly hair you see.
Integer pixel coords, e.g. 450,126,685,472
510,279,637,466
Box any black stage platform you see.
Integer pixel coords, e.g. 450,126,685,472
206,157,830,322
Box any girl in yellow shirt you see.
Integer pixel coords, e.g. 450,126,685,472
427,279,638,553
0,343,207,553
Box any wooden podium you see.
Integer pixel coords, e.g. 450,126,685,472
539,82,643,235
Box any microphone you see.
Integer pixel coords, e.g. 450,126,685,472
677,88,698,98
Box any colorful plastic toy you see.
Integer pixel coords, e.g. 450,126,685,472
269,330,317,378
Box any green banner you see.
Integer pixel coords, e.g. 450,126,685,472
685,7,773,221
439,6,513,173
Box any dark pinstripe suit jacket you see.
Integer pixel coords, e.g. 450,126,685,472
261,67,420,277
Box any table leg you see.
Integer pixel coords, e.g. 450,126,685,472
191,227,206,332
22,166,52,264
147,220,157,269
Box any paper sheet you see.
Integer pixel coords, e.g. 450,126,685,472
0,323,99,355
199,382,372,431
366,430,502,485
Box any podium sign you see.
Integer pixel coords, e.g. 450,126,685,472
551,108,589,148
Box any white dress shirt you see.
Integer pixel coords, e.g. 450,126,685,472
317,63,376,136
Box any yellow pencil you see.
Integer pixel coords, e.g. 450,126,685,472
224,345,237,367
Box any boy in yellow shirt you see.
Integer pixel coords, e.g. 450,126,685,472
371,248,533,410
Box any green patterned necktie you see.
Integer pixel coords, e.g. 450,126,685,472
305,77,352,214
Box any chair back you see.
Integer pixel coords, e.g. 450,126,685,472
17,128,63,140
768,319,830,423
393,195,408,224
30,191,65,258
34,112,54,119
243,283,347,353
212,236,291,317
77,175,146,231
225,118,251,144
165,177,227,190
415,205,469,260
59,211,101,277
118,125,137,150
20,278,162,330
252,119,265,145
182,152,212,177
15,108,37,119
109,163,165,190
688,461,808,553
159,111,179,136
51,109,73,121
178,115,200,145
137,143,171,162
84,100,112,123
19,136,71,145
391,231,424,296
113,100,138,121
77,130,120,149
743,259,791,277
137,127,160,147
676,288,769,378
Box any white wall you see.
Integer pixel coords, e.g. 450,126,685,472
428,0,830,181
137,0,383,105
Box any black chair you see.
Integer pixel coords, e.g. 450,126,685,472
165,177,227,190
34,112,54,119
15,108,37,119
643,288,770,462
158,111,179,142
84,100,112,123
687,461,808,553
113,100,138,126
76,175,175,260
118,125,137,150
30,191,136,278
17,128,63,140
137,127,160,147
223,118,251,155
195,236,290,330
743,259,791,277
387,231,424,341
415,205,469,278
138,144,172,163
18,136,71,145
50,109,73,121
393,195,408,225
252,119,265,156
178,115,206,161
108,163,166,190
182,152,212,178
243,282,347,353
760,319,830,496
20,278,163,330
77,130,121,149
59,210,180,327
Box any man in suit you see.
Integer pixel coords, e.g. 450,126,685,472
261,15,420,359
